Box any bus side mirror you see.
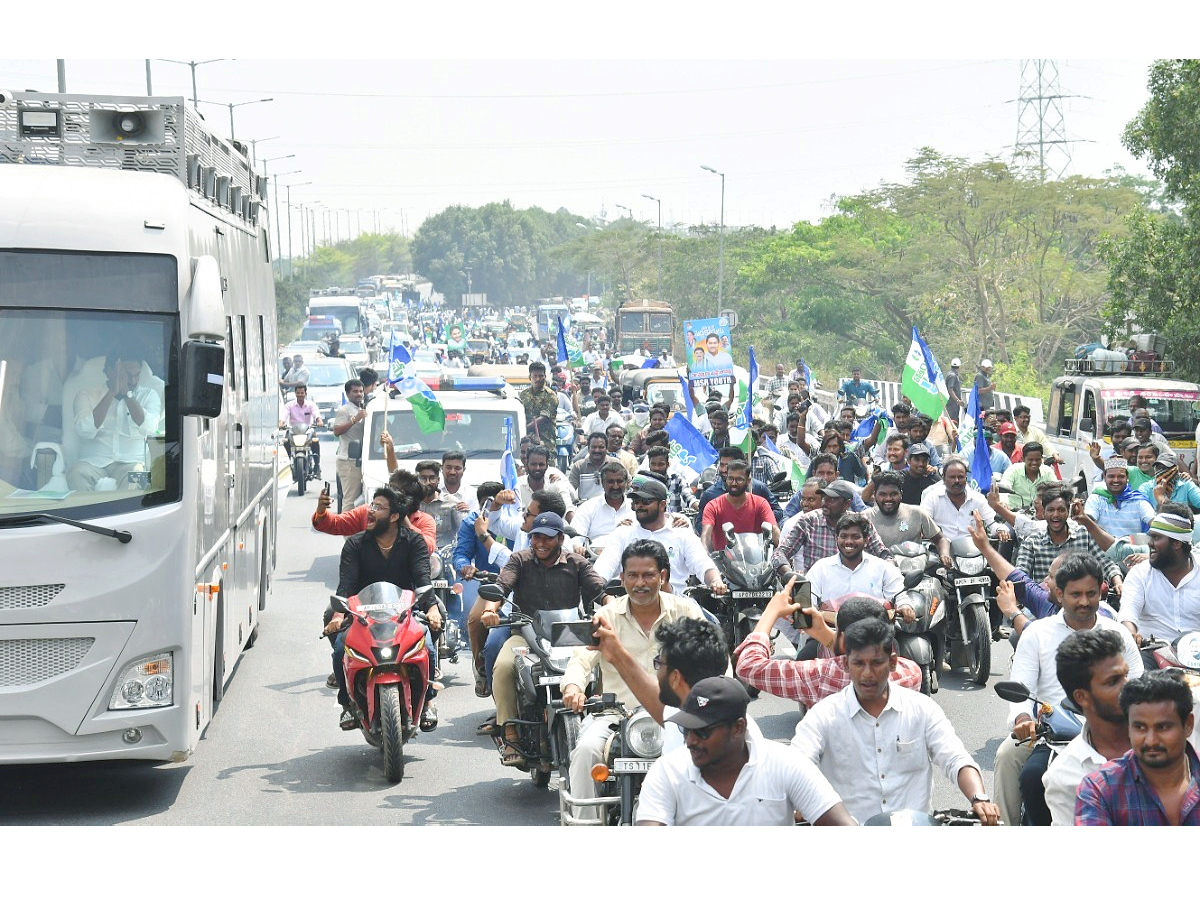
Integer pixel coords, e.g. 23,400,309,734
180,340,225,418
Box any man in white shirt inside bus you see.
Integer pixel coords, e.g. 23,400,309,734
67,349,162,491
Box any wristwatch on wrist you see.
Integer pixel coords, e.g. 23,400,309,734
123,390,134,401
970,793,991,805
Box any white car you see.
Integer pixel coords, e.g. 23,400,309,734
296,358,356,426
360,388,525,502
337,335,372,369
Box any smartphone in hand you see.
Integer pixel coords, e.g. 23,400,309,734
791,579,813,629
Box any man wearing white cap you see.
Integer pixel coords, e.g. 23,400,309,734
974,359,997,411
945,358,964,424
1119,511,1200,652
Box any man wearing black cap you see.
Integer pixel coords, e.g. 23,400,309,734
1130,411,1171,456
637,676,855,826
482,511,607,766
593,474,727,596
900,443,941,506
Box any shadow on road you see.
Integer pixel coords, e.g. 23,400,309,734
0,759,189,825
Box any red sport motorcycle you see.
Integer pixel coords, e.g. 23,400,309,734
330,581,435,783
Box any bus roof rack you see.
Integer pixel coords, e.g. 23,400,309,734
1064,357,1176,377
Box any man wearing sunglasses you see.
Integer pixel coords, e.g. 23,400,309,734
637,676,855,826
592,475,728,597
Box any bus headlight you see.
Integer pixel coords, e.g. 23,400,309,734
109,653,174,709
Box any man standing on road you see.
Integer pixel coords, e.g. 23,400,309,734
331,378,367,509
791,617,1002,825
637,676,855,826
518,361,559,440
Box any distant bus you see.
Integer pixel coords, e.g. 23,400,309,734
535,302,571,342
0,92,280,764
616,300,675,357
307,295,365,336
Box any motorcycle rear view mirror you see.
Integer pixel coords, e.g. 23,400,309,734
722,522,736,538
330,594,350,614
993,680,1032,704
761,522,774,544
479,584,508,603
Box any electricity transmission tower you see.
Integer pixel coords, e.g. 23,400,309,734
1014,59,1074,179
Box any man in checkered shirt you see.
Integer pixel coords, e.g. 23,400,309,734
772,480,889,578
735,585,920,706
1014,483,1124,593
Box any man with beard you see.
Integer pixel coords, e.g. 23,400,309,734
560,540,708,822
864,471,946,552
900,443,942,506
630,404,669,457
707,407,732,451
906,415,943,468
415,460,464,549
482,511,606,766
1085,456,1156,540
993,552,1142,826
920,457,1008,553
792,617,1001,825
593,475,727,597
805,513,905,608
516,445,575,520
1120,512,1200,658
1076,669,1200,825
1015,484,1123,590
606,422,639,477
637,676,855,826
572,462,633,547
995,422,1024,464
570,432,613,502
697,447,786,527
774,480,889,579
701,460,779,552
1041,629,1133,825
439,450,476,513
325,486,438,731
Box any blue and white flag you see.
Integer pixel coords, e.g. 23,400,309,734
679,373,695,421
966,379,980,422
851,412,879,443
763,435,782,456
665,413,719,485
500,416,519,492
801,359,813,389
556,316,570,366
745,345,759,432
640,358,659,369
968,382,992,491
387,332,412,386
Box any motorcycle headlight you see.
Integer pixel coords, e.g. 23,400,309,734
547,647,574,669
624,709,664,758
896,556,924,577
429,555,443,578
291,433,308,448
109,652,174,709
955,556,986,576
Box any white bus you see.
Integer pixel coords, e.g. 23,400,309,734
0,92,279,763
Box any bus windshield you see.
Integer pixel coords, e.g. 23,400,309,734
0,302,181,517
367,408,516,459
309,301,362,335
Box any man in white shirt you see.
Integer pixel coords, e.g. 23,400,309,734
792,617,1002,825
516,446,575,519
920,457,1010,558
66,350,163,491
1119,512,1200,647
993,552,1142,826
581,393,623,437
561,539,707,823
806,512,906,609
439,450,478,514
279,353,309,390
637,676,854,826
571,462,633,550
593,475,727,597
1041,628,1133,825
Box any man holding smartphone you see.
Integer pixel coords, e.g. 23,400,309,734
734,580,922,706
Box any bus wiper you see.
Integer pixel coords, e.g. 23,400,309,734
0,512,132,543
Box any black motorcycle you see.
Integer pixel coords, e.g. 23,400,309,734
689,522,778,662
890,540,948,695
936,535,998,685
478,582,593,789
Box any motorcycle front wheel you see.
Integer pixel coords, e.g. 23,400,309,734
380,683,406,783
965,603,991,685
295,455,308,497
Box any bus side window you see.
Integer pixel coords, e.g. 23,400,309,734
1080,390,1098,437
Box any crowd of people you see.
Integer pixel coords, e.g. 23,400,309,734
302,339,1200,826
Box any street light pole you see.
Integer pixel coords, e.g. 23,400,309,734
701,165,725,317
615,203,632,219
157,59,225,110
272,170,300,277
284,181,312,280
245,136,279,168
198,97,273,142
261,155,295,267
642,194,662,304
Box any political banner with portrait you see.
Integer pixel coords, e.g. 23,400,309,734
683,316,734,392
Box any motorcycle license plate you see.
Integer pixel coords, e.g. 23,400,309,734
538,675,561,686
732,590,773,600
430,580,449,589
954,576,991,588
613,758,655,773
358,604,395,613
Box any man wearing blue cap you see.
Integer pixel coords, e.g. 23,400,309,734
482,510,607,766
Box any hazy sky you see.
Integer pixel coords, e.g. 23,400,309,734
0,55,1160,241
